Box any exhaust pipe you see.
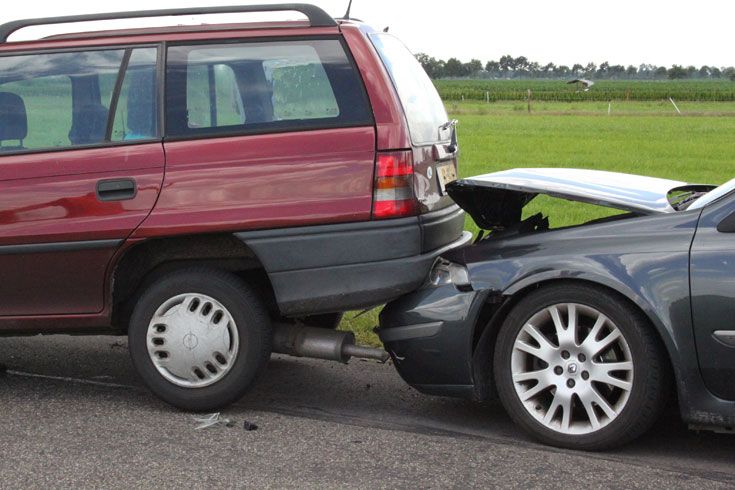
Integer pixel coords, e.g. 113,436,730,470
272,324,389,363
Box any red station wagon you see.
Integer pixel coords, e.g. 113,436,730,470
0,4,470,409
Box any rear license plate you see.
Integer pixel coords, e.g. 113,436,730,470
437,163,458,194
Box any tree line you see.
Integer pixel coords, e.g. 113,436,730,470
416,54,735,81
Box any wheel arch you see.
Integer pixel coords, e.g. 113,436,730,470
110,234,277,330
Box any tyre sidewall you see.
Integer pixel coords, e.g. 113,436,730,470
129,269,271,411
494,284,660,450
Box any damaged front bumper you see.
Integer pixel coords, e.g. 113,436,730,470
378,261,490,399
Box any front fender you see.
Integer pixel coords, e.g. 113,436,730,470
467,250,694,405
501,267,681,359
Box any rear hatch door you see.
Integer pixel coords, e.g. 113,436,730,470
369,32,457,213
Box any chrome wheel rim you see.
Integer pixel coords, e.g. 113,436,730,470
511,303,633,435
147,293,239,388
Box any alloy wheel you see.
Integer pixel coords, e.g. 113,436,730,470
510,303,634,435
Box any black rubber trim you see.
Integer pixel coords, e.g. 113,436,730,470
236,216,422,272
0,4,337,42
0,239,122,255
237,214,422,240
377,322,443,343
234,206,468,315
412,384,475,399
105,48,132,142
236,204,465,273
419,205,466,253
265,231,472,315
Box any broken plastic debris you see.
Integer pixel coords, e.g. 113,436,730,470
193,413,233,430
193,413,257,430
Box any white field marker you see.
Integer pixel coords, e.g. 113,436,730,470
669,97,682,114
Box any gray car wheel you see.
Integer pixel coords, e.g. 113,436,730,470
129,268,272,411
494,283,669,450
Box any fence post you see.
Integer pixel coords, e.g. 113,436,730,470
527,89,532,113
669,97,682,115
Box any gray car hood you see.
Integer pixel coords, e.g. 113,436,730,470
446,168,715,230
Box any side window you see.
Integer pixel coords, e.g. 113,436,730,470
185,63,244,129
166,39,372,137
111,48,159,142
0,76,72,151
266,59,339,120
184,63,210,128
214,64,246,127
0,50,125,152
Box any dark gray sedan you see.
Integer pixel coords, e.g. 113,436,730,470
379,168,735,450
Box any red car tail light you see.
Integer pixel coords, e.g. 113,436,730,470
372,151,417,219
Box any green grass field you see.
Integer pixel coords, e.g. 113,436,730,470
447,100,735,116
435,79,735,102
342,100,735,346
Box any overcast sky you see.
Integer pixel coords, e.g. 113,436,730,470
2,0,733,68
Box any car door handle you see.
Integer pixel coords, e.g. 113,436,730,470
96,178,137,202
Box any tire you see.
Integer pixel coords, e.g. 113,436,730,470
493,283,669,450
128,268,272,411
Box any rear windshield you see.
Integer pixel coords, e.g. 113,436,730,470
369,33,448,145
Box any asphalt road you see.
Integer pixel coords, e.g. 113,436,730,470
0,335,733,489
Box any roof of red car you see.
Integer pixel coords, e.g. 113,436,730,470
0,20,350,53
0,4,352,51
41,20,314,41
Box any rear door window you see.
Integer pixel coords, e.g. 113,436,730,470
165,39,372,138
0,49,125,152
111,47,160,142
369,33,449,145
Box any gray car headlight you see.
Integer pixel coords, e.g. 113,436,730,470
428,259,471,288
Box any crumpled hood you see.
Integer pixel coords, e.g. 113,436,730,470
446,168,715,230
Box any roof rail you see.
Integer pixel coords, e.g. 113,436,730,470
0,3,337,43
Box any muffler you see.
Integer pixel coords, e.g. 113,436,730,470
272,324,389,363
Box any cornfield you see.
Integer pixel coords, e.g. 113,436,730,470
435,79,735,102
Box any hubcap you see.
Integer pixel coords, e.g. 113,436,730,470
146,293,239,388
510,303,633,435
